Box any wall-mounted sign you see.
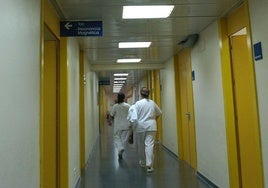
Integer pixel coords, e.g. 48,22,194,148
192,70,195,81
60,21,102,37
253,42,263,61
99,78,110,85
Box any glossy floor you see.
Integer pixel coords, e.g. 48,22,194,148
78,125,210,188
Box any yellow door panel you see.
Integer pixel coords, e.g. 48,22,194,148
219,3,264,187
177,49,197,169
231,35,263,188
42,40,57,188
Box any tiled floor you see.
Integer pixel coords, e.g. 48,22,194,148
78,124,210,188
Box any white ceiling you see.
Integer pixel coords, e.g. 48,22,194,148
50,0,242,98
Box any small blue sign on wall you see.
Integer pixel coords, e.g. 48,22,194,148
253,42,263,61
192,70,195,81
99,77,110,85
60,21,103,37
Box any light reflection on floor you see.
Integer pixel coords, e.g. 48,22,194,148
78,123,210,188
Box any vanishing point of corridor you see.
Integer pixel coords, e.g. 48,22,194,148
78,122,210,188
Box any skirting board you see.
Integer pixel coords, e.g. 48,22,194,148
75,177,81,188
196,171,219,188
162,144,219,188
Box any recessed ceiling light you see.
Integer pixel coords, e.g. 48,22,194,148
114,77,127,80
123,5,174,19
113,88,121,93
113,83,125,86
117,58,141,63
114,81,125,84
113,85,122,88
119,42,151,48
114,73,129,76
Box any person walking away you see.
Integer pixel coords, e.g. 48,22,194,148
134,87,162,173
110,92,131,160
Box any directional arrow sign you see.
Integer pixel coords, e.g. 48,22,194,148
64,22,72,30
60,21,102,37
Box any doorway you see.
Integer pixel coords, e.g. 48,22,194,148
175,48,197,170
219,2,264,187
40,25,59,188
229,27,263,188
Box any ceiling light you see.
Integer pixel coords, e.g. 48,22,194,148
113,88,121,93
117,58,141,63
114,83,124,86
113,85,122,88
114,78,127,81
114,81,125,84
113,89,121,94
114,73,129,76
119,42,151,48
122,5,174,19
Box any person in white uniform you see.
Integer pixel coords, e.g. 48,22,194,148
134,87,162,173
110,92,131,160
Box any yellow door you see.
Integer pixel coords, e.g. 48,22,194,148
176,49,197,169
151,70,162,142
41,27,59,188
219,3,264,187
79,51,86,169
230,33,263,188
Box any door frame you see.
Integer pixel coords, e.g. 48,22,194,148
79,50,86,170
41,25,59,188
174,49,197,170
149,70,162,142
41,0,69,187
218,2,263,187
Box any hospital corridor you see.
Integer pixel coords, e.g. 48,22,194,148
1,0,268,188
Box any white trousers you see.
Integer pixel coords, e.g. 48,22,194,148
114,129,129,154
136,131,156,167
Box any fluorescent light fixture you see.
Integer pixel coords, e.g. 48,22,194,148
114,77,127,80
114,73,129,76
117,58,141,63
114,84,124,87
113,89,121,93
113,90,121,93
119,42,151,48
123,5,174,19
114,81,125,84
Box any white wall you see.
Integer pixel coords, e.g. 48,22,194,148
160,58,178,155
84,61,99,162
67,38,100,188
191,21,229,187
0,1,40,187
248,1,268,187
67,38,81,188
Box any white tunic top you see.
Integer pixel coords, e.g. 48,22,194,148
134,98,162,132
110,102,131,132
127,105,137,124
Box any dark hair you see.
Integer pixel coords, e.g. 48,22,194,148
117,92,125,103
140,87,149,98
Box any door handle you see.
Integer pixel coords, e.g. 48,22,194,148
186,112,191,120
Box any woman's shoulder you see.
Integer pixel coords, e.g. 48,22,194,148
117,102,130,109
121,102,130,106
